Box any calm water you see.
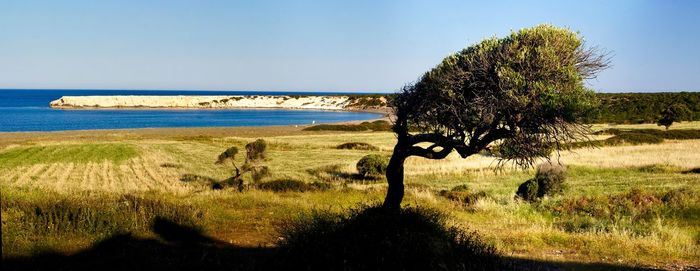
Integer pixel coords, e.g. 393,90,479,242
0,89,382,132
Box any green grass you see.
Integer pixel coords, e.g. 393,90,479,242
0,143,138,167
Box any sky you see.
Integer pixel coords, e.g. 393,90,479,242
1,0,699,93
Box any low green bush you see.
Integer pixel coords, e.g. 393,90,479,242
636,164,681,173
604,132,664,145
356,154,388,177
257,179,331,192
336,142,379,151
275,204,500,270
535,162,566,197
516,179,539,202
302,120,392,132
516,162,566,201
359,120,392,131
662,188,696,207
439,185,487,206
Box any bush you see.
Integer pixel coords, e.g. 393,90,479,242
684,167,700,174
275,204,500,270
257,179,331,192
662,188,696,207
336,142,379,151
302,120,392,132
535,162,566,197
245,139,267,161
439,185,487,206
303,124,369,131
604,132,664,145
516,162,566,201
359,120,392,131
356,154,388,177
516,179,539,202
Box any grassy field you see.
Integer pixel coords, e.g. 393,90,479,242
1,123,699,270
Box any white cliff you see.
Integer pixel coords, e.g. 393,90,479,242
49,95,381,111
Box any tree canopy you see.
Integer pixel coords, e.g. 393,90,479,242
384,25,609,209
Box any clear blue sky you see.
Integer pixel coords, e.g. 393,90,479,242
1,0,699,93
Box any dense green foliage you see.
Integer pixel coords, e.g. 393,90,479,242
589,92,700,124
275,204,499,270
516,179,540,202
516,162,567,201
356,154,388,177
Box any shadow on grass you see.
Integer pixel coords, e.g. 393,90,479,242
4,215,665,271
306,164,382,183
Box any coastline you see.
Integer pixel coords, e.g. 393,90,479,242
49,95,390,112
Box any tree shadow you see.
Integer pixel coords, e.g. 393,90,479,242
3,217,669,271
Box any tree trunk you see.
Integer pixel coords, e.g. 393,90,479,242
383,142,409,210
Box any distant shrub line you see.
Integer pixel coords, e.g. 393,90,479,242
588,92,700,124
302,120,392,132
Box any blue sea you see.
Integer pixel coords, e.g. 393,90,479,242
0,89,383,132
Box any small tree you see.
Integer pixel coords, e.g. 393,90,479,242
657,103,691,130
216,139,270,191
383,25,609,210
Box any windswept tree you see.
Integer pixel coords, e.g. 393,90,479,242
216,139,270,191
657,103,691,130
384,25,609,210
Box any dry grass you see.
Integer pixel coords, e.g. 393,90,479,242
1,123,699,268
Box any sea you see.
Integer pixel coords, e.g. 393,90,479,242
0,89,383,132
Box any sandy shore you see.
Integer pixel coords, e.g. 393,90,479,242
50,95,385,111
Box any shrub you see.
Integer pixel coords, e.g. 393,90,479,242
516,162,566,201
439,185,487,206
336,142,379,151
604,132,664,145
302,120,392,132
636,164,680,173
302,124,369,131
516,179,539,202
257,179,331,192
684,167,700,174
535,162,566,197
245,139,267,161
275,204,500,270
359,120,392,131
356,154,388,177
662,188,696,207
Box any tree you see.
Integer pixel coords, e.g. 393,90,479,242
215,139,270,191
383,25,609,210
657,103,691,130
